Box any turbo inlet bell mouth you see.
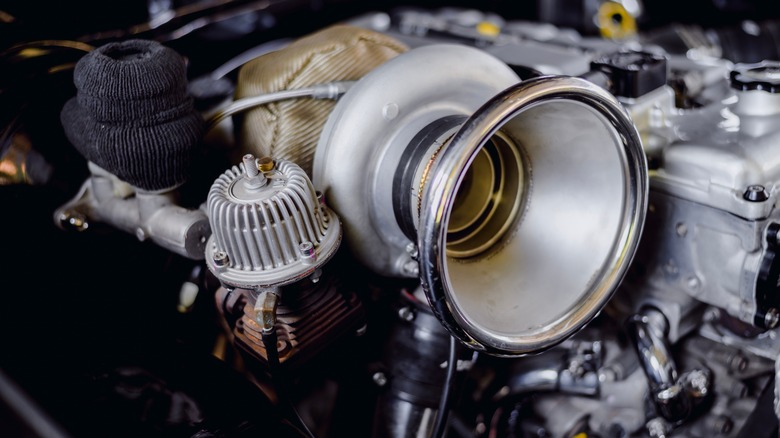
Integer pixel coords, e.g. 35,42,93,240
313,44,647,356
418,76,648,356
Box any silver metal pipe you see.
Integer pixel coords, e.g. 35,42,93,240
205,81,353,132
627,308,689,421
627,308,677,391
55,165,210,260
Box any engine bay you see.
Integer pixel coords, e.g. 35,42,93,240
3,2,780,437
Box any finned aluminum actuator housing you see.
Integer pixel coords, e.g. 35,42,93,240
205,155,341,288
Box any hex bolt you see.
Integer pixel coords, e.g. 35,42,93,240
646,418,671,438
743,185,769,202
258,156,275,172
405,242,419,259
300,241,316,266
403,260,419,277
213,250,229,267
398,307,415,322
300,241,315,257
765,308,780,329
683,369,710,398
372,371,388,387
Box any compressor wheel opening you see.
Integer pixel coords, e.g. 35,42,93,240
446,131,524,259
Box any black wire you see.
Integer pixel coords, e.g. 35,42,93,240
431,335,458,438
260,329,316,438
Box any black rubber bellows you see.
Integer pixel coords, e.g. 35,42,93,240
61,39,203,191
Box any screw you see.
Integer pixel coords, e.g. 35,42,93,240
372,371,388,387
135,227,147,241
743,185,769,202
402,260,419,277
243,154,267,189
398,306,415,322
675,222,688,237
243,154,260,177
214,250,229,267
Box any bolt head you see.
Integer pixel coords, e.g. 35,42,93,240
398,307,415,322
744,185,769,202
258,156,275,172
686,369,710,398
214,250,229,267
405,242,419,259
765,308,780,329
299,241,315,257
372,371,388,387
646,417,671,438
402,260,419,277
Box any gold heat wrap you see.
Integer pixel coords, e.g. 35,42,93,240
235,25,407,175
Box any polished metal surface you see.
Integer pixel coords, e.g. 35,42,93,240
444,130,524,259
418,76,648,355
54,163,210,260
314,44,520,277
627,310,678,392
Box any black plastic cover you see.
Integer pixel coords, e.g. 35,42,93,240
591,51,668,98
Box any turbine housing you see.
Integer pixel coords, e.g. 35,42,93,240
314,44,647,356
